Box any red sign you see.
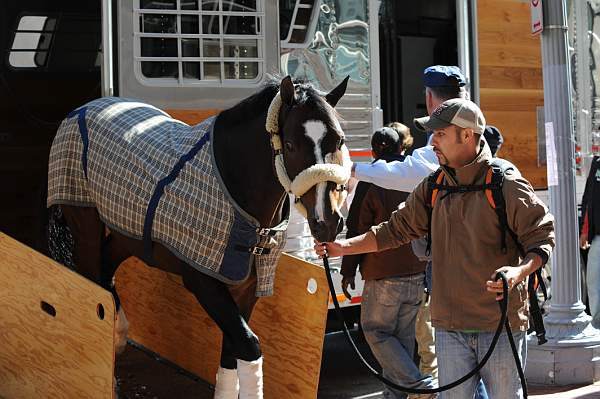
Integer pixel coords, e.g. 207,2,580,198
531,0,544,35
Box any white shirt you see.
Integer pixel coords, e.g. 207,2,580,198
354,145,440,192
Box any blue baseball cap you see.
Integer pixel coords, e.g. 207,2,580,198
423,65,466,88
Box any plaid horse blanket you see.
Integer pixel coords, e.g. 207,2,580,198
47,97,288,296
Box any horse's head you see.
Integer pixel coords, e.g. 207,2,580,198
267,76,351,243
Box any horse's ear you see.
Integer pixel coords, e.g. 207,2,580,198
280,76,296,106
325,76,349,107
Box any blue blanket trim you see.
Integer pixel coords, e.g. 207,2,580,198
69,107,89,179
142,130,211,264
218,210,259,281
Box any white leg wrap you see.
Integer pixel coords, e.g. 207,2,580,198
214,367,239,399
237,357,263,399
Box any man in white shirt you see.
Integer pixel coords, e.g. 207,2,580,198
351,65,468,192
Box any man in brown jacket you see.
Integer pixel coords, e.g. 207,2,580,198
315,98,555,399
341,124,436,399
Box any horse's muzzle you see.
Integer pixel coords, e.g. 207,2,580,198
309,216,344,243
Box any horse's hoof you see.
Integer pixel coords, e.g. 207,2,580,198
115,308,129,355
113,377,120,399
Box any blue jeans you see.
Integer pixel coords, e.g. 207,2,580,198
588,235,600,329
436,329,526,399
361,274,436,399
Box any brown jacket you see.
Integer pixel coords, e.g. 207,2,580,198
371,143,555,331
341,177,426,280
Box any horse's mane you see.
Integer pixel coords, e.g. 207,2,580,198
217,75,334,129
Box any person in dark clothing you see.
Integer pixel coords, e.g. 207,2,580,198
341,123,436,399
580,156,600,328
483,125,504,156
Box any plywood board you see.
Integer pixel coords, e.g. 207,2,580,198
478,0,546,188
0,232,115,399
115,253,329,399
479,66,543,90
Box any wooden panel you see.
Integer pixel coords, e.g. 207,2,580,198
478,0,546,188
477,0,533,27
480,88,544,111
484,110,547,187
479,66,543,90
0,232,115,399
165,109,221,125
115,253,329,399
479,43,542,69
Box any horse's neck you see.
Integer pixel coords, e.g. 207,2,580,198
213,113,286,227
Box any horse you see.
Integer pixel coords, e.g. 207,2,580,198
46,75,351,398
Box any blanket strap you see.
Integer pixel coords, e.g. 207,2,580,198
142,131,211,264
68,107,90,179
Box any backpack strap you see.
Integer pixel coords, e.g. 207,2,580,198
426,169,445,256
528,267,548,344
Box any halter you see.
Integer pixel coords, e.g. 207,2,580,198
265,92,351,217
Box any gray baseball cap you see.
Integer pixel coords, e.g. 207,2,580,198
414,98,486,135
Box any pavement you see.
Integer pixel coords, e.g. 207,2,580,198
115,330,600,399
529,384,600,398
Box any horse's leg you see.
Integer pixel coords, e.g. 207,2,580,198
180,265,263,399
60,205,130,355
101,232,135,355
59,205,106,283
216,272,259,399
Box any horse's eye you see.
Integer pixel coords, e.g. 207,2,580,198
339,138,345,149
285,141,294,152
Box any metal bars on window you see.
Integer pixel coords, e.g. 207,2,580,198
134,0,265,85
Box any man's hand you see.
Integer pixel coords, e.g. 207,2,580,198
486,265,526,301
580,233,590,249
314,240,345,258
341,275,355,300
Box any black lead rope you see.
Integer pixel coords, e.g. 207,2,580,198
322,256,528,397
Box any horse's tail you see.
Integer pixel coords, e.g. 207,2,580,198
47,205,76,270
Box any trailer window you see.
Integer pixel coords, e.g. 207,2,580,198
9,16,57,68
8,14,101,72
135,0,264,85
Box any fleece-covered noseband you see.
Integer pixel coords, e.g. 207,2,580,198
265,92,351,217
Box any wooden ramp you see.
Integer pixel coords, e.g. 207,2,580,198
115,253,329,399
0,232,115,399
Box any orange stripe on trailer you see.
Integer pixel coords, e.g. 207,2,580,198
329,293,349,304
165,109,221,125
328,294,362,304
350,150,372,158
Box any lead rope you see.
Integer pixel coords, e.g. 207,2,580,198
322,256,528,397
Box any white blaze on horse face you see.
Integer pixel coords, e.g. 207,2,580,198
304,120,328,223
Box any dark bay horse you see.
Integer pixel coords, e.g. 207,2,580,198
47,76,350,398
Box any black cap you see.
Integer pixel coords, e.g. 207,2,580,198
371,127,400,153
483,125,504,156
